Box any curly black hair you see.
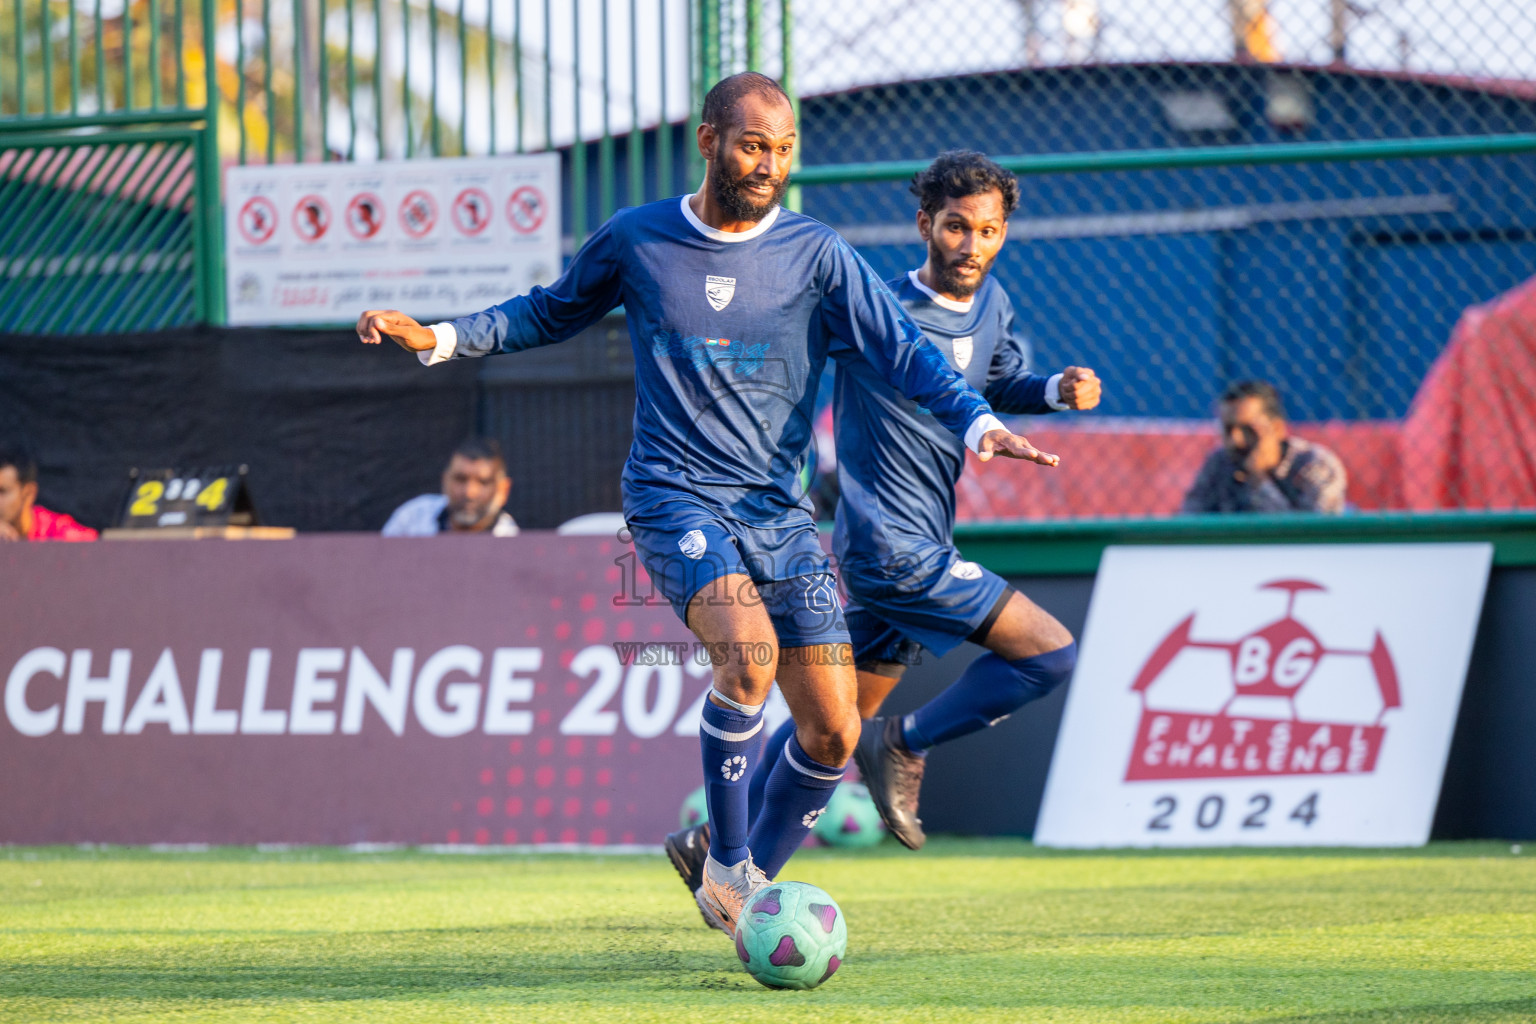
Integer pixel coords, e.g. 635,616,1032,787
910,150,1020,219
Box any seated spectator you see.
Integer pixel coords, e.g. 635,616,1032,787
0,446,97,541
380,436,519,540
383,437,519,537
1182,380,1346,514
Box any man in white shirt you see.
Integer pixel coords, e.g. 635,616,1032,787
382,437,518,537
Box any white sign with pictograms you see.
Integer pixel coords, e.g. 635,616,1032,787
225,154,559,325
1035,543,1491,848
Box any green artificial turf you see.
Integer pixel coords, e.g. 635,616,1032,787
1,840,1532,1023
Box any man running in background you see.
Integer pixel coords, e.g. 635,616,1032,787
733,151,1100,860
357,79,1057,933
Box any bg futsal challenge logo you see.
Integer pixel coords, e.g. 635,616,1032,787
1123,580,1401,782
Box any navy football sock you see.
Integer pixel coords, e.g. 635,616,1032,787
902,643,1077,752
746,732,844,880
699,693,764,867
747,718,796,830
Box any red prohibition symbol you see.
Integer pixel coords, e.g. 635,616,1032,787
399,189,438,238
507,186,547,234
292,194,331,242
345,192,385,241
238,196,278,245
452,187,493,236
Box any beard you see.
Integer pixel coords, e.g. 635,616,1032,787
927,239,995,299
708,151,789,223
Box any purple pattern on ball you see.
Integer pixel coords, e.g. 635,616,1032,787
735,929,750,964
843,814,862,833
819,955,841,984
809,902,838,933
752,888,782,916
768,934,806,967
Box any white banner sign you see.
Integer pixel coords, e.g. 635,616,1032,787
224,154,560,325
1035,543,1491,848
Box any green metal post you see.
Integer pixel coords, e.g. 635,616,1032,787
201,0,224,321
43,0,54,116
687,0,701,189
14,0,24,117
628,0,642,208
264,0,274,161
94,0,104,114
542,0,551,151
600,0,615,219
658,0,670,196
149,0,161,108
572,1,586,241
488,0,498,154
745,0,760,71
372,0,383,157
347,0,358,159
513,0,522,153
176,0,185,107
237,0,248,163
402,0,411,157
320,0,330,158
457,0,466,155
294,0,306,160
780,0,797,211
124,0,133,109
701,0,718,93
69,0,80,114
429,0,439,154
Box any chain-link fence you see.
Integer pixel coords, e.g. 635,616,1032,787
776,1,1536,518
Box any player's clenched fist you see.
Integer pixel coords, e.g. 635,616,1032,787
978,428,1059,467
356,309,435,352
1058,366,1102,410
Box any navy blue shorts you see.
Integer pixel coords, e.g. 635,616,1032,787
625,497,849,648
842,541,1010,666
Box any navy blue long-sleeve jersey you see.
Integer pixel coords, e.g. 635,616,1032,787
834,270,1060,566
437,197,997,526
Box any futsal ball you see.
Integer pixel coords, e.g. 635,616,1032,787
734,882,848,990
812,781,887,848
679,784,709,829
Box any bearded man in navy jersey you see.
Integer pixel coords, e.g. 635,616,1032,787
357,77,1057,933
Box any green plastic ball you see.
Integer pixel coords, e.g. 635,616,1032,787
679,784,709,829
813,781,887,848
734,881,848,990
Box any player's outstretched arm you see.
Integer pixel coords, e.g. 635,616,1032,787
978,428,1059,466
356,310,435,352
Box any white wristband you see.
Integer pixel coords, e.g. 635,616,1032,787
418,322,459,366
964,413,1008,454
1045,372,1069,411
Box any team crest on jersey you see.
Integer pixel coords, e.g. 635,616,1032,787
952,335,974,370
949,560,984,581
678,529,708,559
705,275,736,311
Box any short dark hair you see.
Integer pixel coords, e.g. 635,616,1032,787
0,445,37,485
910,150,1021,219
1221,379,1286,420
450,436,506,473
701,72,792,135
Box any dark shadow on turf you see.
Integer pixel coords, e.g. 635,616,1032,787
1257,997,1536,1022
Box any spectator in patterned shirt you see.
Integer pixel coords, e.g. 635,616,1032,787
381,436,519,537
1181,380,1347,514
0,446,97,541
